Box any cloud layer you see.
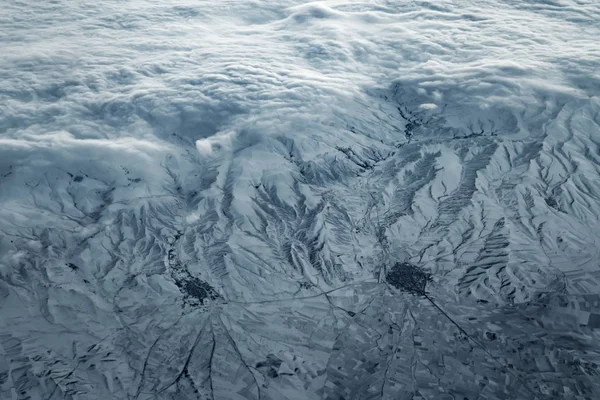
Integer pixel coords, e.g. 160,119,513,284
2,1,598,149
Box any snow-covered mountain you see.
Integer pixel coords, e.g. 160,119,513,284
2,1,600,399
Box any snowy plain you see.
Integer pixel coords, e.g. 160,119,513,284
1,0,600,399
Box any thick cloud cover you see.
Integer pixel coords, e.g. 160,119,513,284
1,1,600,399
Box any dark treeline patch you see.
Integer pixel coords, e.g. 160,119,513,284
66,263,79,271
386,262,432,296
255,354,284,379
176,276,220,304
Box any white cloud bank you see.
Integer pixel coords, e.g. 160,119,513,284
2,0,598,152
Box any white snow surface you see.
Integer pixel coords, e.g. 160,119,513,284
1,1,600,399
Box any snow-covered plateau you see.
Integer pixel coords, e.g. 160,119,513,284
1,1,600,399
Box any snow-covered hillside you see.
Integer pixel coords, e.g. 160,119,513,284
1,1,600,399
